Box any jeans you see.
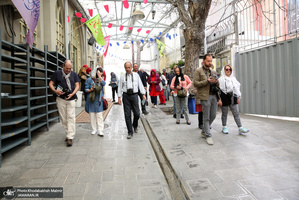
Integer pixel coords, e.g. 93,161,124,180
150,96,157,105
122,93,140,135
174,96,189,121
172,94,183,115
221,104,242,127
164,85,170,100
201,95,218,137
112,86,118,101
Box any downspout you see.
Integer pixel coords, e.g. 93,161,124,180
64,0,69,59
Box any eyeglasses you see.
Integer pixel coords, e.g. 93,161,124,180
225,68,232,71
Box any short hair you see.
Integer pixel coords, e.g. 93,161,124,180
63,59,72,66
133,63,139,67
203,54,213,60
124,61,132,67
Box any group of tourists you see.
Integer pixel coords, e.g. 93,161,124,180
49,53,249,147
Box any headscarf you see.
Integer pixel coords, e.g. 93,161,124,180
111,72,117,82
83,64,88,69
218,66,241,98
86,67,92,75
150,69,157,77
174,67,185,88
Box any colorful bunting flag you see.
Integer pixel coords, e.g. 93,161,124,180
12,0,40,48
123,0,129,9
88,9,93,17
104,5,109,13
108,23,113,28
137,28,142,32
68,16,70,23
103,36,110,57
85,14,105,46
81,18,86,23
144,0,148,4
129,27,133,30
146,30,150,34
156,39,166,57
75,12,82,18
120,25,124,31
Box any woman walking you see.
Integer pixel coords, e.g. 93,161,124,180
109,72,118,102
85,67,106,136
218,65,249,135
158,72,167,105
148,69,161,109
170,67,192,125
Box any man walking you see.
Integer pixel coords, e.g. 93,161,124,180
49,60,80,146
193,54,220,145
118,62,146,139
133,63,149,115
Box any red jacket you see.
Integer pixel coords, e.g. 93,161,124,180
148,69,161,94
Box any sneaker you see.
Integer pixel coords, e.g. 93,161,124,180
67,139,73,147
154,105,157,109
239,127,249,135
206,137,213,145
222,126,229,134
134,127,138,133
201,131,206,138
176,120,180,124
98,131,104,137
127,134,133,139
91,130,97,135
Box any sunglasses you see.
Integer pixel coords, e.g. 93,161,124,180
225,68,232,71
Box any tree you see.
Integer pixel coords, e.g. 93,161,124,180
167,0,213,78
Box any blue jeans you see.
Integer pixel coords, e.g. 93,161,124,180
164,85,170,100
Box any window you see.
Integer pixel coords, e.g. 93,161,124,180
70,19,81,73
19,19,37,47
56,1,65,54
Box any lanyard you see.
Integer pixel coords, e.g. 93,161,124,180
202,66,211,79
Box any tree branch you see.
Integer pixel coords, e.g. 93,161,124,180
166,0,192,27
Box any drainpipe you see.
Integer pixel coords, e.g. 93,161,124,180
65,0,69,59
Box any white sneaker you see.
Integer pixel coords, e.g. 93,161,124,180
239,127,249,135
154,105,157,109
98,130,104,137
222,126,229,134
206,137,214,145
91,130,97,135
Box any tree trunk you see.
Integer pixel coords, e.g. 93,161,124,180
183,27,204,79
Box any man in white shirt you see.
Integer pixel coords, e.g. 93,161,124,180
118,62,146,139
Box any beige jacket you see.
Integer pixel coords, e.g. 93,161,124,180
193,67,219,101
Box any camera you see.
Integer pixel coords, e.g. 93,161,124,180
127,88,133,95
226,92,233,98
63,88,71,96
210,84,219,93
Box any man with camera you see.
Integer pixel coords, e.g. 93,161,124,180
118,62,146,139
49,60,80,147
193,54,221,145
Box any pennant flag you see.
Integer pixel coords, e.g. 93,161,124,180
110,43,112,46
159,32,162,36
137,28,142,32
108,23,113,28
103,36,110,57
173,34,175,38
156,39,166,57
68,16,70,23
123,0,129,9
144,0,148,4
12,0,40,48
166,33,169,37
120,25,124,31
176,34,178,36
131,41,133,44
75,12,82,18
85,14,105,46
117,42,119,46
146,30,150,34
88,9,93,17
104,5,109,13
169,35,171,39
129,27,133,30
81,18,86,23
140,39,144,43
150,38,153,42
156,37,159,40
124,41,126,43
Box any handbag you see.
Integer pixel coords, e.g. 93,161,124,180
177,89,187,98
101,97,108,110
